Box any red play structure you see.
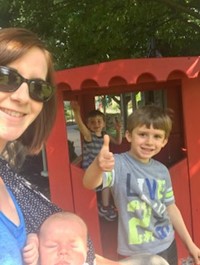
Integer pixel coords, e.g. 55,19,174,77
45,56,200,263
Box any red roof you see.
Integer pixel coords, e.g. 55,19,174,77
55,57,200,90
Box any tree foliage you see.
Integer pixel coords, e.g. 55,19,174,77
0,0,199,69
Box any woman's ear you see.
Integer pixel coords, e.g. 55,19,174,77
125,130,132,143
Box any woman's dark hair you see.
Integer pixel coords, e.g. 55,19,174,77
0,27,57,167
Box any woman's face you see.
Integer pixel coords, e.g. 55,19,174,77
0,47,47,152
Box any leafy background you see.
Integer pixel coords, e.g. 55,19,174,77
0,0,199,69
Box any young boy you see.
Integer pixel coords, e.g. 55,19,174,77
83,105,200,265
71,101,122,221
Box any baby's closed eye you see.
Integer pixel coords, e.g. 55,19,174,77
45,243,58,249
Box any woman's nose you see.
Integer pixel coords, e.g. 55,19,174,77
10,83,30,103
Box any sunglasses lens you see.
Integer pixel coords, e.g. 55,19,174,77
0,68,20,91
0,66,54,102
29,81,53,102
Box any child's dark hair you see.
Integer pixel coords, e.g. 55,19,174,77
87,110,105,121
127,105,173,139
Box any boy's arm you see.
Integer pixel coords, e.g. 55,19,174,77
109,117,122,145
70,101,91,141
23,233,39,265
95,254,170,265
83,135,115,189
167,203,200,264
95,254,120,264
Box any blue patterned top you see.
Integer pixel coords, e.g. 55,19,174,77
0,188,26,264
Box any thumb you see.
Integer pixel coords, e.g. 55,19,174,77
102,134,110,151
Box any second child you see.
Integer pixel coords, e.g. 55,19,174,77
71,101,122,221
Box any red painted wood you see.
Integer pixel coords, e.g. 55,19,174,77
46,89,74,211
70,164,102,254
55,57,200,90
170,159,192,262
46,90,102,253
182,77,200,246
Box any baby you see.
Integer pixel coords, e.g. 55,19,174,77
39,212,89,265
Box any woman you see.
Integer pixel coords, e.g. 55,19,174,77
0,27,95,264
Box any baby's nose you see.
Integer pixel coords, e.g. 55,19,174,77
58,246,69,256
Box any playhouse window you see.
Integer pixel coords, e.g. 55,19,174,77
64,88,166,162
95,89,166,135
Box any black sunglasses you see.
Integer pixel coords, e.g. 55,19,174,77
0,66,54,102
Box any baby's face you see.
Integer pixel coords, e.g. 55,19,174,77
39,219,87,265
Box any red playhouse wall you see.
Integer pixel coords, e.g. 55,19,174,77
46,56,200,258
182,77,200,246
46,88,102,253
170,159,192,261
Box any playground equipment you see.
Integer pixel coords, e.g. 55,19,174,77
45,56,200,261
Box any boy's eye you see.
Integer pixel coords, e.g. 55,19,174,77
138,133,146,137
154,134,163,139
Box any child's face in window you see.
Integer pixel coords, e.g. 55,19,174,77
125,124,168,163
39,218,88,265
87,115,105,134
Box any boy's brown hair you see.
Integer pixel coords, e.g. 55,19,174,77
87,109,105,122
127,105,172,139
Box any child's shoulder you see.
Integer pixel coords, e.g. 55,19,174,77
151,158,169,171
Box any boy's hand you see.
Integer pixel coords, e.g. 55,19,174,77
187,242,200,264
70,100,80,112
98,135,114,172
23,233,39,265
114,117,122,132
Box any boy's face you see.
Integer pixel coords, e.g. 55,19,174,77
39,218,88,265
125,124,168,163
87,115,105,135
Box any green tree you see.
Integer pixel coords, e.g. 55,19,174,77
0,0,199,69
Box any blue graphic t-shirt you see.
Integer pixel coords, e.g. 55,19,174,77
0,188,26,264
103,152,175,256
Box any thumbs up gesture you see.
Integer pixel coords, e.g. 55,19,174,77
98,134,115,172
